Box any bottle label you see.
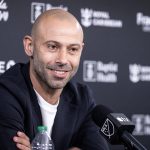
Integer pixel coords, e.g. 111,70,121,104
32,143,53,149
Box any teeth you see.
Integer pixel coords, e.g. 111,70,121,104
54,70,65,74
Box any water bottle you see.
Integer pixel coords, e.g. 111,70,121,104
31,126,55,150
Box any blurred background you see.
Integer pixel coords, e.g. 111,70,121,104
0,0,150,149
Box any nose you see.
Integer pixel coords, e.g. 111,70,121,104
55,48,68,64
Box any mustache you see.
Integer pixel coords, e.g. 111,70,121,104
46,63,72,71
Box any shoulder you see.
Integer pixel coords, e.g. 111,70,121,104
68,81,92,97
63,80,95,108
0,63,26,83
0,63,30,102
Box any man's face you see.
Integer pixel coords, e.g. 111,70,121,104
30,18,83,89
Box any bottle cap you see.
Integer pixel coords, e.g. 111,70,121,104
37,126,47,132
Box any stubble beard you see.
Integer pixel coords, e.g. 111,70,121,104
33,62,78,90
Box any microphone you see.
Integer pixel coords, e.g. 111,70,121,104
92,105,147,150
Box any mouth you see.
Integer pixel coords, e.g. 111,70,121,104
49,69,69,78
54,70,67,74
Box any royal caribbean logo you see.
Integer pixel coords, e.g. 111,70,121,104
31,2,68,23
129,64,150,83
80,8,123,28
0,0,9,22
83,60,118,83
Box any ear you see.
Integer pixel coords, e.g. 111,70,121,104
82,42,84,49
23,35,33,56
80,42,84,51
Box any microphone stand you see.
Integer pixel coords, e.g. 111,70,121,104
122,131,147,150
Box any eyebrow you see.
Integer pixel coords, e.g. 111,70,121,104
44,40,81,48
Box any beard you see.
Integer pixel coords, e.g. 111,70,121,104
32,58,78,90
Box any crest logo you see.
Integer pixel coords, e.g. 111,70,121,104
129,64,140,83
83,61,97,82
31,2,68,23
81,8,93,27
31,2,45,23
129,64,150,83
101,118,114,138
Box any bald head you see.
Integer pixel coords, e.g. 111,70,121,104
23,9,84,93
31,9,84,41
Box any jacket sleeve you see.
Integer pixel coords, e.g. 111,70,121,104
76,109,110,150
73,85,110,150
0,85,25,150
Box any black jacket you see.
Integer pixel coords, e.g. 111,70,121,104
0,63,109,150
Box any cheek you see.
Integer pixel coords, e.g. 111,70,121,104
34,44,54,62
34,50,54,64
70,56,81,68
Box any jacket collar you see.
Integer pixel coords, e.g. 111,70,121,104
22,63,43,135
22,63,79,146
51,90,79,149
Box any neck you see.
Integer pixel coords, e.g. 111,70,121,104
30,67,63,105
34,85,62,105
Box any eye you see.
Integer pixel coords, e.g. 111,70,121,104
68,47,79,54
47,43,58,51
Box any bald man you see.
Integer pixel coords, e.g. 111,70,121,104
0,9,109,150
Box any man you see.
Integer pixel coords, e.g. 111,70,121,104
0,9,109,150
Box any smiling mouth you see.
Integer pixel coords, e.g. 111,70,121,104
49,69,69,78
50,68,69,72
54,70,66,74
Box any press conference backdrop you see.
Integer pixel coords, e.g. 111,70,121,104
0,0,150,149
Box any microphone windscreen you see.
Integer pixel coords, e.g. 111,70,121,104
92,104,113,127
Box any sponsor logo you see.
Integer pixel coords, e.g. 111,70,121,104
83,60,118,83
101,118,114,138
81,8,123,28
136,12,150,32
0,60,15,74
31,2,68,23
132,114,150,136
129,64,150,83
0,0,9,22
